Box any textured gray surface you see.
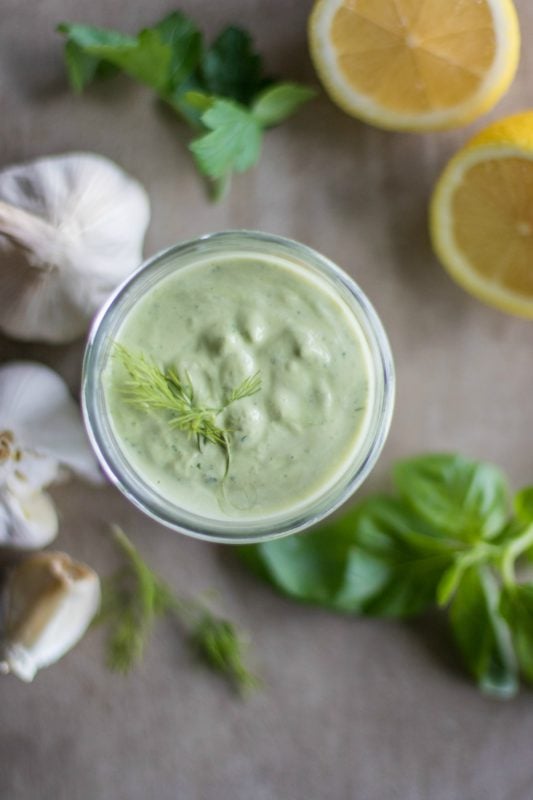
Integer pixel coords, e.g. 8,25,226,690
1,1,533,798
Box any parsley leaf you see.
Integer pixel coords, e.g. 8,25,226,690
252,83,316,127
152,11,202,91
189,99,263,180
57,12,314,198
201,27,265,104
63,40,116,93
58,22,173,93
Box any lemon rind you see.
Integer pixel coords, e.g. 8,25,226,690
309,0,521,132
430,144,533,318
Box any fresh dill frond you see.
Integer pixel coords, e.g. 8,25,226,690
114,344,262,474
95,525,176,673
226,371,262,404
96,526,259,693
191,614,261,695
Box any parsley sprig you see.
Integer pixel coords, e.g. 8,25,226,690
95,525,259,694
57,13,315,198
239,453,533,698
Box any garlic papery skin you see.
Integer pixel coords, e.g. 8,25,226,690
0,361,102,487
0,152,150,343
0,551,100,682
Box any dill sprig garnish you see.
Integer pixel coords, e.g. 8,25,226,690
114,344,261,474
95,525,259,694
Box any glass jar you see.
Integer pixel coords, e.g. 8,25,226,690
82,231,394,543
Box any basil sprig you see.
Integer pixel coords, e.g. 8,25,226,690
239,454,533,698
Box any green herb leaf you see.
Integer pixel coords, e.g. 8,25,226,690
239,513,381,613
58,13,314,198
226,371,262,404
96,526,258,692
500,583,533,683
238,451,533,696
95,525,176,672
63,40,107,93
239,497,454,616
514,487,533,524
252,83,317,127
59,22,172,93
449,566,518,697
182,90,214,112
352,497,454,616
394,454,509,543
190,99,263,180
191,615,260,694
152,11,203,91
201,27,265,105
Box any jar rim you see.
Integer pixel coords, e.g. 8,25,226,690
82,230,395,544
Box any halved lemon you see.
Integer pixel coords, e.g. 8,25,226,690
430,111,533,318
309,0,520,131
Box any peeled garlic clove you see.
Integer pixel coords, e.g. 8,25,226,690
0,361,102,484
0,488,58,549
0,551,100,681
0,152,150,343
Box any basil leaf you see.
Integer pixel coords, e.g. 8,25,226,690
356,497,452,616
252,83,317,127
201,27,264,105
238,522,387,613
436,544,495,606
449,566,518,697
394,454,509,542
500,584,533,683
239,497,453,617
514,487,533,524
189,100,263,179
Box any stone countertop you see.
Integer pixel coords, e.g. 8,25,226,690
1,1,533,798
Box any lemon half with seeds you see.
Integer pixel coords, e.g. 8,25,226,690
309,0,520,131
430,111,533,318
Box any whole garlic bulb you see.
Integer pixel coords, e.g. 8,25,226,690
0,551,100,681
0,152,150,343
0,361,103,549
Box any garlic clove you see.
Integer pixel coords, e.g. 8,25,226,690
0,152,150,343
0,487,58,550
5,449,60,497
0,361,102,484
0,551,100,681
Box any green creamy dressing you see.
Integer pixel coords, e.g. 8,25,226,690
103,253,374,520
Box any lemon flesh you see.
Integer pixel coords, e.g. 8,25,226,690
430,112,533,317
309,0,520,131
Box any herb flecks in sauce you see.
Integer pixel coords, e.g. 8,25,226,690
104,255,373,519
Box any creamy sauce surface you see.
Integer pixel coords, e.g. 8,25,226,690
103,253,373,519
